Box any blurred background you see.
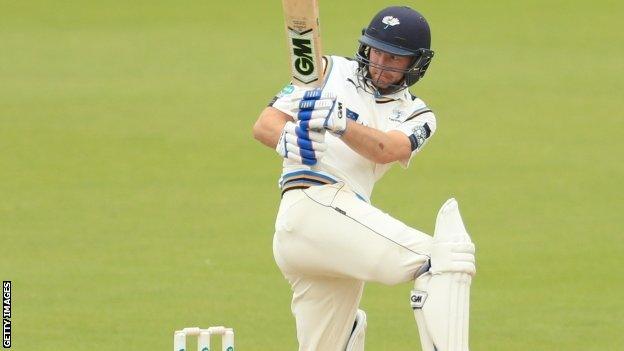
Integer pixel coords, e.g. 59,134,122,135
1,0,622,349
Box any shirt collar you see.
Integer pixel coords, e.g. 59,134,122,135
374,88,412,103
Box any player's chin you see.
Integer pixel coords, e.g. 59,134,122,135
371,74,397,89
372,79,392,89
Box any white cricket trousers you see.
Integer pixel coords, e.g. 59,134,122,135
273,183,432,351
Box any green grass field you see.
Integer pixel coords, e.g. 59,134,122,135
1,1,622,349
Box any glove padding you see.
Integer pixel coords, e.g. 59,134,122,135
276,121,326,166
285,89,347,136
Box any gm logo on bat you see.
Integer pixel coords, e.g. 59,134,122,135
288,28,319,84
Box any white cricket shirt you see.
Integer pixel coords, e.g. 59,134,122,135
271,55,436,202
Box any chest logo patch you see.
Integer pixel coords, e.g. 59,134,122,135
389,107,405,122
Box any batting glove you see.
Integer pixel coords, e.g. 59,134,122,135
293,89,346,136
276,121,326,166
284,89,347,136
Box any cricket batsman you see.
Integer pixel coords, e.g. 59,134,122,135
253,6,476,351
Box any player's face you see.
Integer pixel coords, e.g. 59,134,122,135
368,48,412,90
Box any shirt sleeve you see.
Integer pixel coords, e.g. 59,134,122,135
391,109,437,168
267,83,309,118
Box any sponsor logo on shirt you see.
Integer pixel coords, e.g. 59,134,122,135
277,84,296,98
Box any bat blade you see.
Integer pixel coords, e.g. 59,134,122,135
282,0,324,88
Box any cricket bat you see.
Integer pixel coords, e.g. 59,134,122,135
281,0,324,87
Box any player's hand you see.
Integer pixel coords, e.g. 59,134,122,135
275,121,326,166
289,89,346,136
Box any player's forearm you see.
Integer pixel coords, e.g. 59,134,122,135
253,107,293,148
340,120,411,164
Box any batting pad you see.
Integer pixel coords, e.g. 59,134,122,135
411,198,475,351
